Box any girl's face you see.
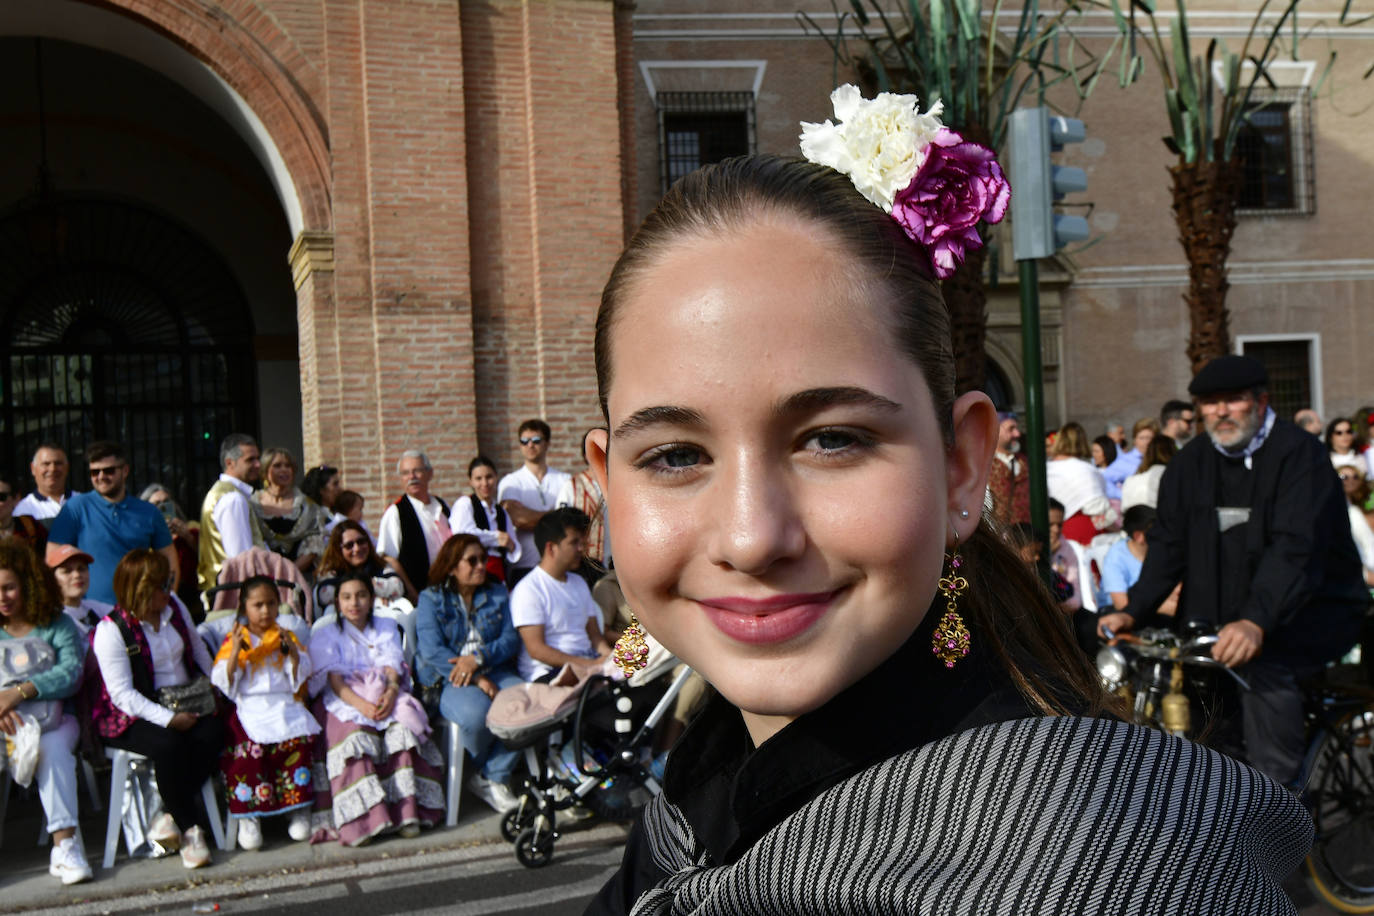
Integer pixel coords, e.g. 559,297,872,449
241,584,279,637
337,580,373,627
1133,428,1154,454
588,216,994,743
0,568,21,622
1090,442,1105,467
346,501,364,523
320,473,342,507
340,530,372,568
470,465,498,503
453,543,488,591
54,559,89,604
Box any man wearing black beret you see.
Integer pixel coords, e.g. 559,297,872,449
1099,355,1368,786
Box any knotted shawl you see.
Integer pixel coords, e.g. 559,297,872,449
632,716,1310,915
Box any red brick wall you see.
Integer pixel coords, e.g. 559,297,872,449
88,0,624,513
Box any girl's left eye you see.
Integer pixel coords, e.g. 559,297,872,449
801,428,874,455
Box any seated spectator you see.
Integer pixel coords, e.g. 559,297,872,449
87,549,222,869
308,572,444,845
46,543,111,635
1337,468,1374,586
299,464,343,536
1121,435,1177,512
0,539,92,885
0,471,47,550
211,575,319,850
377,450,452,603
510,507,612,682
414,534,522,813
450,457,521,585
1102,506,1156,609
1046,423,1111,546
140,484,201,619
1090,436,1117,471
1327,418,1369,478
251,447,326,576
1103,418,1158,500
315,520,405,609
334,490,371,540
1045,499,1082,614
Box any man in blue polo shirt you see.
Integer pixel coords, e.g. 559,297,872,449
47,441,176,606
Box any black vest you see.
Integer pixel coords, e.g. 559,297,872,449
394,494,450,592
469,495,508,555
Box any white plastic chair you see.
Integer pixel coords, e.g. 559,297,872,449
0,746,102,847
1067,539,1098,613
442,721,464,827
101,747,226,869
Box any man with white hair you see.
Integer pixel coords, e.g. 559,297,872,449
1099,355,1367,787
377,449,451,601
14,443,69,528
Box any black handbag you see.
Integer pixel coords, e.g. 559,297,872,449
156,676,217,717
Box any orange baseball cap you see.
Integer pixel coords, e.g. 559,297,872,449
46,543,94,569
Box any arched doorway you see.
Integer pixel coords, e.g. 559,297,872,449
0,198,257,510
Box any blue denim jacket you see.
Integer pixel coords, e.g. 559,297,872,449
414,582,519,688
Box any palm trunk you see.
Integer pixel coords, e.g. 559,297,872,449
942,244,989,394
1170,157,1242,373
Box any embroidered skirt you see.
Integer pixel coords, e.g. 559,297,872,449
222,710,316,818
308,699,445,847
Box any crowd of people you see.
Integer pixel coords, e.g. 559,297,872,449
0,420,633,885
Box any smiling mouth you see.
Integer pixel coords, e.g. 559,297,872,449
695,588,844,645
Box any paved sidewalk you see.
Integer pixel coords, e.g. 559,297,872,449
0,779,628,914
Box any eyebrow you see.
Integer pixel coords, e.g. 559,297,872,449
612,386,901,439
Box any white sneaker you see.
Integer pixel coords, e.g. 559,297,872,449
49,837,93,886
287,812,311,842
148,812,180,851
236,817,263,850
467,774,519,813
180,826,211,869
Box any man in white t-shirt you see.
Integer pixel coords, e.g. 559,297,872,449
14,443,69,528
509,507,611,681
498,419,571,588
376,449,451,601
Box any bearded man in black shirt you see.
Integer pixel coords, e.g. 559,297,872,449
1099,355,1368,786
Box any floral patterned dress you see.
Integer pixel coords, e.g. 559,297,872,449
211,626,321,818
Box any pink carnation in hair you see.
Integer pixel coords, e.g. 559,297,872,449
891,128,1011,279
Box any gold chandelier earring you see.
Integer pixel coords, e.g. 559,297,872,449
932,535,971,669
613,613,650,677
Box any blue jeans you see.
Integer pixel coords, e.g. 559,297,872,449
437,667,524,784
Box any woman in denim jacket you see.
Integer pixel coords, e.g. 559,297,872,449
414,533,522,812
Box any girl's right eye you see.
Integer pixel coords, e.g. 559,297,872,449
636,445,705,475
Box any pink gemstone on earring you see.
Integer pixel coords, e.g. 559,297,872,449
945,660,955,668
951,557,962,568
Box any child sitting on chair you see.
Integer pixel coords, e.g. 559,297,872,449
211,575,319,850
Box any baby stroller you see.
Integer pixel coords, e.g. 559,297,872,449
487,655,694,868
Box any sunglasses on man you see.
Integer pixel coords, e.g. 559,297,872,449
519,436,544,446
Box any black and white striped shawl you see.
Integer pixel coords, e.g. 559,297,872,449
631,716,1310,915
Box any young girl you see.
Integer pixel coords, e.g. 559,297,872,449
45,543,111,635
308,572,443,845
582,88,1310,914
210,575,319,850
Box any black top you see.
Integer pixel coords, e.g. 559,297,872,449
1124,418,1367,664
585,603,1035,916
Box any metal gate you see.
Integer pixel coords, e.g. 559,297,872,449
0,198,258,511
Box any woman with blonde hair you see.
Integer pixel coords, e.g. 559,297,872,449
251,447,326,575
1047,422,1111,545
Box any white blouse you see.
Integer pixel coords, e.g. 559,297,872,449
308,617,407,729
211,629,321,745
93,601,214,729
1047,457,1111,519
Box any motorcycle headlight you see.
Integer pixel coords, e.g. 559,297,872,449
1096,646,1128,691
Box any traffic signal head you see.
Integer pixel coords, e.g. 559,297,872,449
1010,107,1090,260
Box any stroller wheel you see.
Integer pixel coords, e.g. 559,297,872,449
515,825,556,868
501,806,532,842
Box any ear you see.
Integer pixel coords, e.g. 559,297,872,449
946,390,998,544
587,427,610,494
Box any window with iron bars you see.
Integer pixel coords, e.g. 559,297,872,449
1236,88,1315,216
657,91,755,195
1240,338,1313,422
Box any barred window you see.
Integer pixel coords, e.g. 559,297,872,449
1236,89,1314,216
1239,337,1315,422
658,92,755,194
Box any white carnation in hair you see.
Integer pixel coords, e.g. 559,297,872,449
799,84,945,212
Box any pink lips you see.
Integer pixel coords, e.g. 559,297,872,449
696,589,842,645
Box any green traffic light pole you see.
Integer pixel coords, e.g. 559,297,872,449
1018,258,1049,541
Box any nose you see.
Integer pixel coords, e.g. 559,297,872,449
703,453,807,575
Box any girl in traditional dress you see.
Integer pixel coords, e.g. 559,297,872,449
583,87,1312,915
211,575,319,850
308,572,443,845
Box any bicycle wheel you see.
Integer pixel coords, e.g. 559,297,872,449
1305,708,1374,913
